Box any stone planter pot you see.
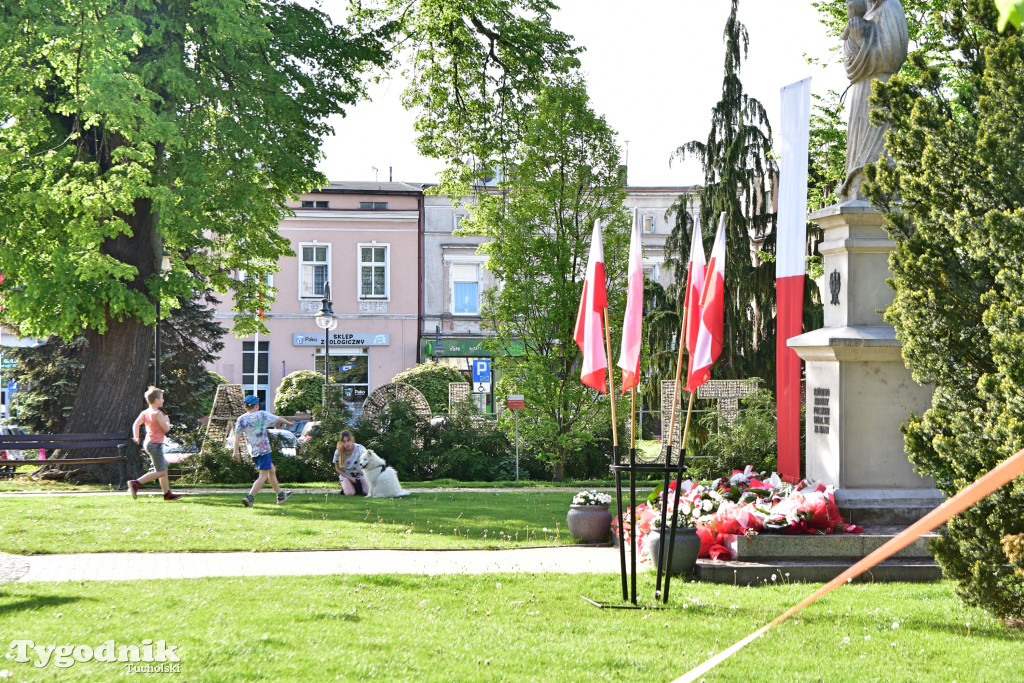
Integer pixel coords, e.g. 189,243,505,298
646,527,701,576
567,504,613,543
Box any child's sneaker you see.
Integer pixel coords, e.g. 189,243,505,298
127,480,140,500
242,494,254,508
276,491,292,504
163,491,182,501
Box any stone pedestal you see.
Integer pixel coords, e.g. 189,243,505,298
788,200,943,523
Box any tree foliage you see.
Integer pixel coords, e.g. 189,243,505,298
0,1,388,477
666,0,780,386
273,370,326,418
8,287,225,445
462,75,630,480
865,1,1024,622
392,361,468,414
358,0,581,194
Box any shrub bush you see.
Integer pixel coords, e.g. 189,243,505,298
274,370,325,417
422,406,521,481
351,400,427,480
689,386,778,480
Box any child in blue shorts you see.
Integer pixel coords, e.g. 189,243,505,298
232,395,294,507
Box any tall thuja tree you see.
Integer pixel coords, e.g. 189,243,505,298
669,0,778,385
464,76,630,481
0,1,387,481
866,2,1024,622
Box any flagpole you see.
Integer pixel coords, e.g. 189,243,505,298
666,305,688,456
602,307,618,446
662,389,696,603
654,303,688,599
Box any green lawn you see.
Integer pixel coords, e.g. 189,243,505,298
0,490,603,554
0,576,1019,681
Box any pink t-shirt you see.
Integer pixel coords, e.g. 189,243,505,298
138,408,167,444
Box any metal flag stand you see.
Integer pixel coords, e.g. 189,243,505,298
584,289,697,608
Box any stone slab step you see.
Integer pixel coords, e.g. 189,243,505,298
694,557,942,584
834,488,947,525
722,526,937,561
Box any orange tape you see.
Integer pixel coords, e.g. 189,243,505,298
674,447,1024,683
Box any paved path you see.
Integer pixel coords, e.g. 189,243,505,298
0,487,629,584
4,547,621,584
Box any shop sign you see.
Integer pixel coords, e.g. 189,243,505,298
293,333,390,347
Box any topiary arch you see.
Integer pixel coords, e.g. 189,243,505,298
360,382,431,424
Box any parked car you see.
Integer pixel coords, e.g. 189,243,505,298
283,419,309,438
296,421,321,447
226,430,297,458
162,437,198,464
267,429,297,457
0,425,28,461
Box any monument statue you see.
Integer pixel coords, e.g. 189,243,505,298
839,0,908,201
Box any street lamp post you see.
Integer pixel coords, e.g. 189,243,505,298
315,282,338,409
154,253,171,387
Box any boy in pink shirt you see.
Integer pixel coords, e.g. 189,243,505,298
128,386,182,501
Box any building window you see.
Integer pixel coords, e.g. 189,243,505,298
242,340,269,408
359,201,389,210
301,200,329,209
316,353,369,416
453,213,468,230
359,244,389,299
642,214,655,234
300,244,329,298
451,263,480,315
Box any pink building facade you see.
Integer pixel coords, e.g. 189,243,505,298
209,182,423,416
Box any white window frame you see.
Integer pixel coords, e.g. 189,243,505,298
642,214,655,234
449,261,482,316
453,212,468,231
238,271,273,288
357,242,390,301
298,242,330,300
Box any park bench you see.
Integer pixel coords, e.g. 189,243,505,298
0,433,130,487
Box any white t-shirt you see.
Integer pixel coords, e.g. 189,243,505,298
332,443,366,476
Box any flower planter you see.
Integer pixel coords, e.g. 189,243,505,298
567,504,613,543
646,527,701,576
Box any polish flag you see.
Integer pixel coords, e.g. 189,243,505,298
683,216,706,393
574,220,608,393
617,216,643,393
688,213,726,391
777,78,811,482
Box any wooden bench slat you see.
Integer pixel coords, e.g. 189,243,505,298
3,458,126,466
0,441,126,450
0,433,130,485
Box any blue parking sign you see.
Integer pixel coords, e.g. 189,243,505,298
471,359,491,383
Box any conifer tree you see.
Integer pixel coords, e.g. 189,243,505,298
867,2,1024,622
667,0,778,384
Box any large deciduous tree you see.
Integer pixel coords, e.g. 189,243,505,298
866,2,1024,622
0,1,386,479
462,76,630,480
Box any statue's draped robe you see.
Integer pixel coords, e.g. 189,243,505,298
841,0,908,199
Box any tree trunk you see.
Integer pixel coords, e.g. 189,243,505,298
54,194,159,484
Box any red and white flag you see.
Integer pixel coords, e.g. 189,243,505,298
683,216,706,391
776,77,811,482
617,216,643,393
574,220,608,393
688,213,726,392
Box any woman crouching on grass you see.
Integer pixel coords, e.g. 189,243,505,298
333,431,367,496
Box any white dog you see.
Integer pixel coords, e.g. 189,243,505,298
358,449,411,498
